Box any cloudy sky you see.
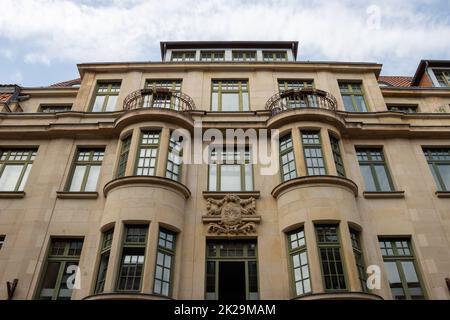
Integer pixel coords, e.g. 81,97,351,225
0,0,449,87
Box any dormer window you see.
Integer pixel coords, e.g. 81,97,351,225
232,51,257,62
201,51,225,62
263,51,287,62
434,70,450,87
171,51,196,62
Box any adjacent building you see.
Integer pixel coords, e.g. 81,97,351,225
0,41,449,300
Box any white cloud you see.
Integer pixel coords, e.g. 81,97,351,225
0,49,13,60
0,0,449,75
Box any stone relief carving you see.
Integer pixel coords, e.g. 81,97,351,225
203,195,260,235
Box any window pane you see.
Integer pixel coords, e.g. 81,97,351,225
0,165,23,191
401,261,419,283
242,92,249,111
85,165,101,191
355,96,367,112
361,165,376,191
211,92,218,111
244,164,253,191
342,96,355,112
18,164,32,191
374,165,392,191
220,165,241,191
69,166,86,192
209,165,217,191
92,96,105,112
105,95,117,111
436,164,450,190
221,93,239,111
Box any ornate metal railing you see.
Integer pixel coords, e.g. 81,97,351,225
123,88,196,111
265,88,337,115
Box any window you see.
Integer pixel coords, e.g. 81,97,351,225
350,229,368,292
315,225,347,291
39,105,72,113
263,51,287,61
330,135,346,177
171,51,196,62
0,149,37,191
37,238,83,300
95,228,114,294
0,235,5,250
153,229,176,297
135,131,160,176
116,135,132,178
144,80,182,110
91,82,121,112
434,70,450,87
379,238,426,300
278,80,316,108
387,104,418,113
339,82,368,112
356,148,394,192
279,134,297,182
232,51,256,62
208,147,253,192
211,80,249,111
67,149,104,192
117,225,148,292
302,131,327,175
200,51,225,62
423,148,450,191
287,228,312,296
166,135,183,182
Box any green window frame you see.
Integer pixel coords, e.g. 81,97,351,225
211,80,250,111
166,135,183,182
90,82,121,112
278,79,316,108
144,80,182,110
350,228,368,292
37,238,84,300
262,51,287,61
0,149,37,192
39,105,72,113
208,147,253,192
232,51,256,62
153,228,176,297
315,225,347,291
330,135,346,177
94,228,114,294
0,235,5,250
135,131,160,176
205,240,258,300
287,228,312,297
379,238,426,300
279,134,297,182
434,69,450,87
387,104,418,113
339,82,368,112
423,148,450,191
116,135,132,178
301,131,327,176
356,148,394,192
116,225,148,292
66,149,104,192
200,51,225,62
171,51,196,62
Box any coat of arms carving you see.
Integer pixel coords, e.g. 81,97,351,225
203,195,260,235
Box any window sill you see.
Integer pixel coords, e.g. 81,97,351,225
202,191,260,199
363,191,405,199
0,191,26,199
436,191,450,198
56,191,99,199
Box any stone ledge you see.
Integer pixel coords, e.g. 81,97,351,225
363,191,405,199
103,175,191,199
294,291,383,300
436,191,450,198
56,191,99,199
82,292,173,300
271,175,358,199
0,191,26,199
202,191,260,199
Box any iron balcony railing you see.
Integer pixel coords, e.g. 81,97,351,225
265,88,338,115
123,88,196,111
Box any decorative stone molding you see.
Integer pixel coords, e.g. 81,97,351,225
363,191,405,199
202,194,261,236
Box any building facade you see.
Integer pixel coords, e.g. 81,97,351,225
0,41,449,300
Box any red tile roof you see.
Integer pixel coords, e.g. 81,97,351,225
49,78,81,88
0,93,13,104
378,76,413,87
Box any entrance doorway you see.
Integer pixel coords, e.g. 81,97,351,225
205,240,258,300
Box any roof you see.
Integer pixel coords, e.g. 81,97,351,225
0,93,13,104
379,76,413,87
411,60,450,86
160,41,299,60
49,78,81,88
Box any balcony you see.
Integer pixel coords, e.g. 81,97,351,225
265,88,337,115
123,88,196,112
